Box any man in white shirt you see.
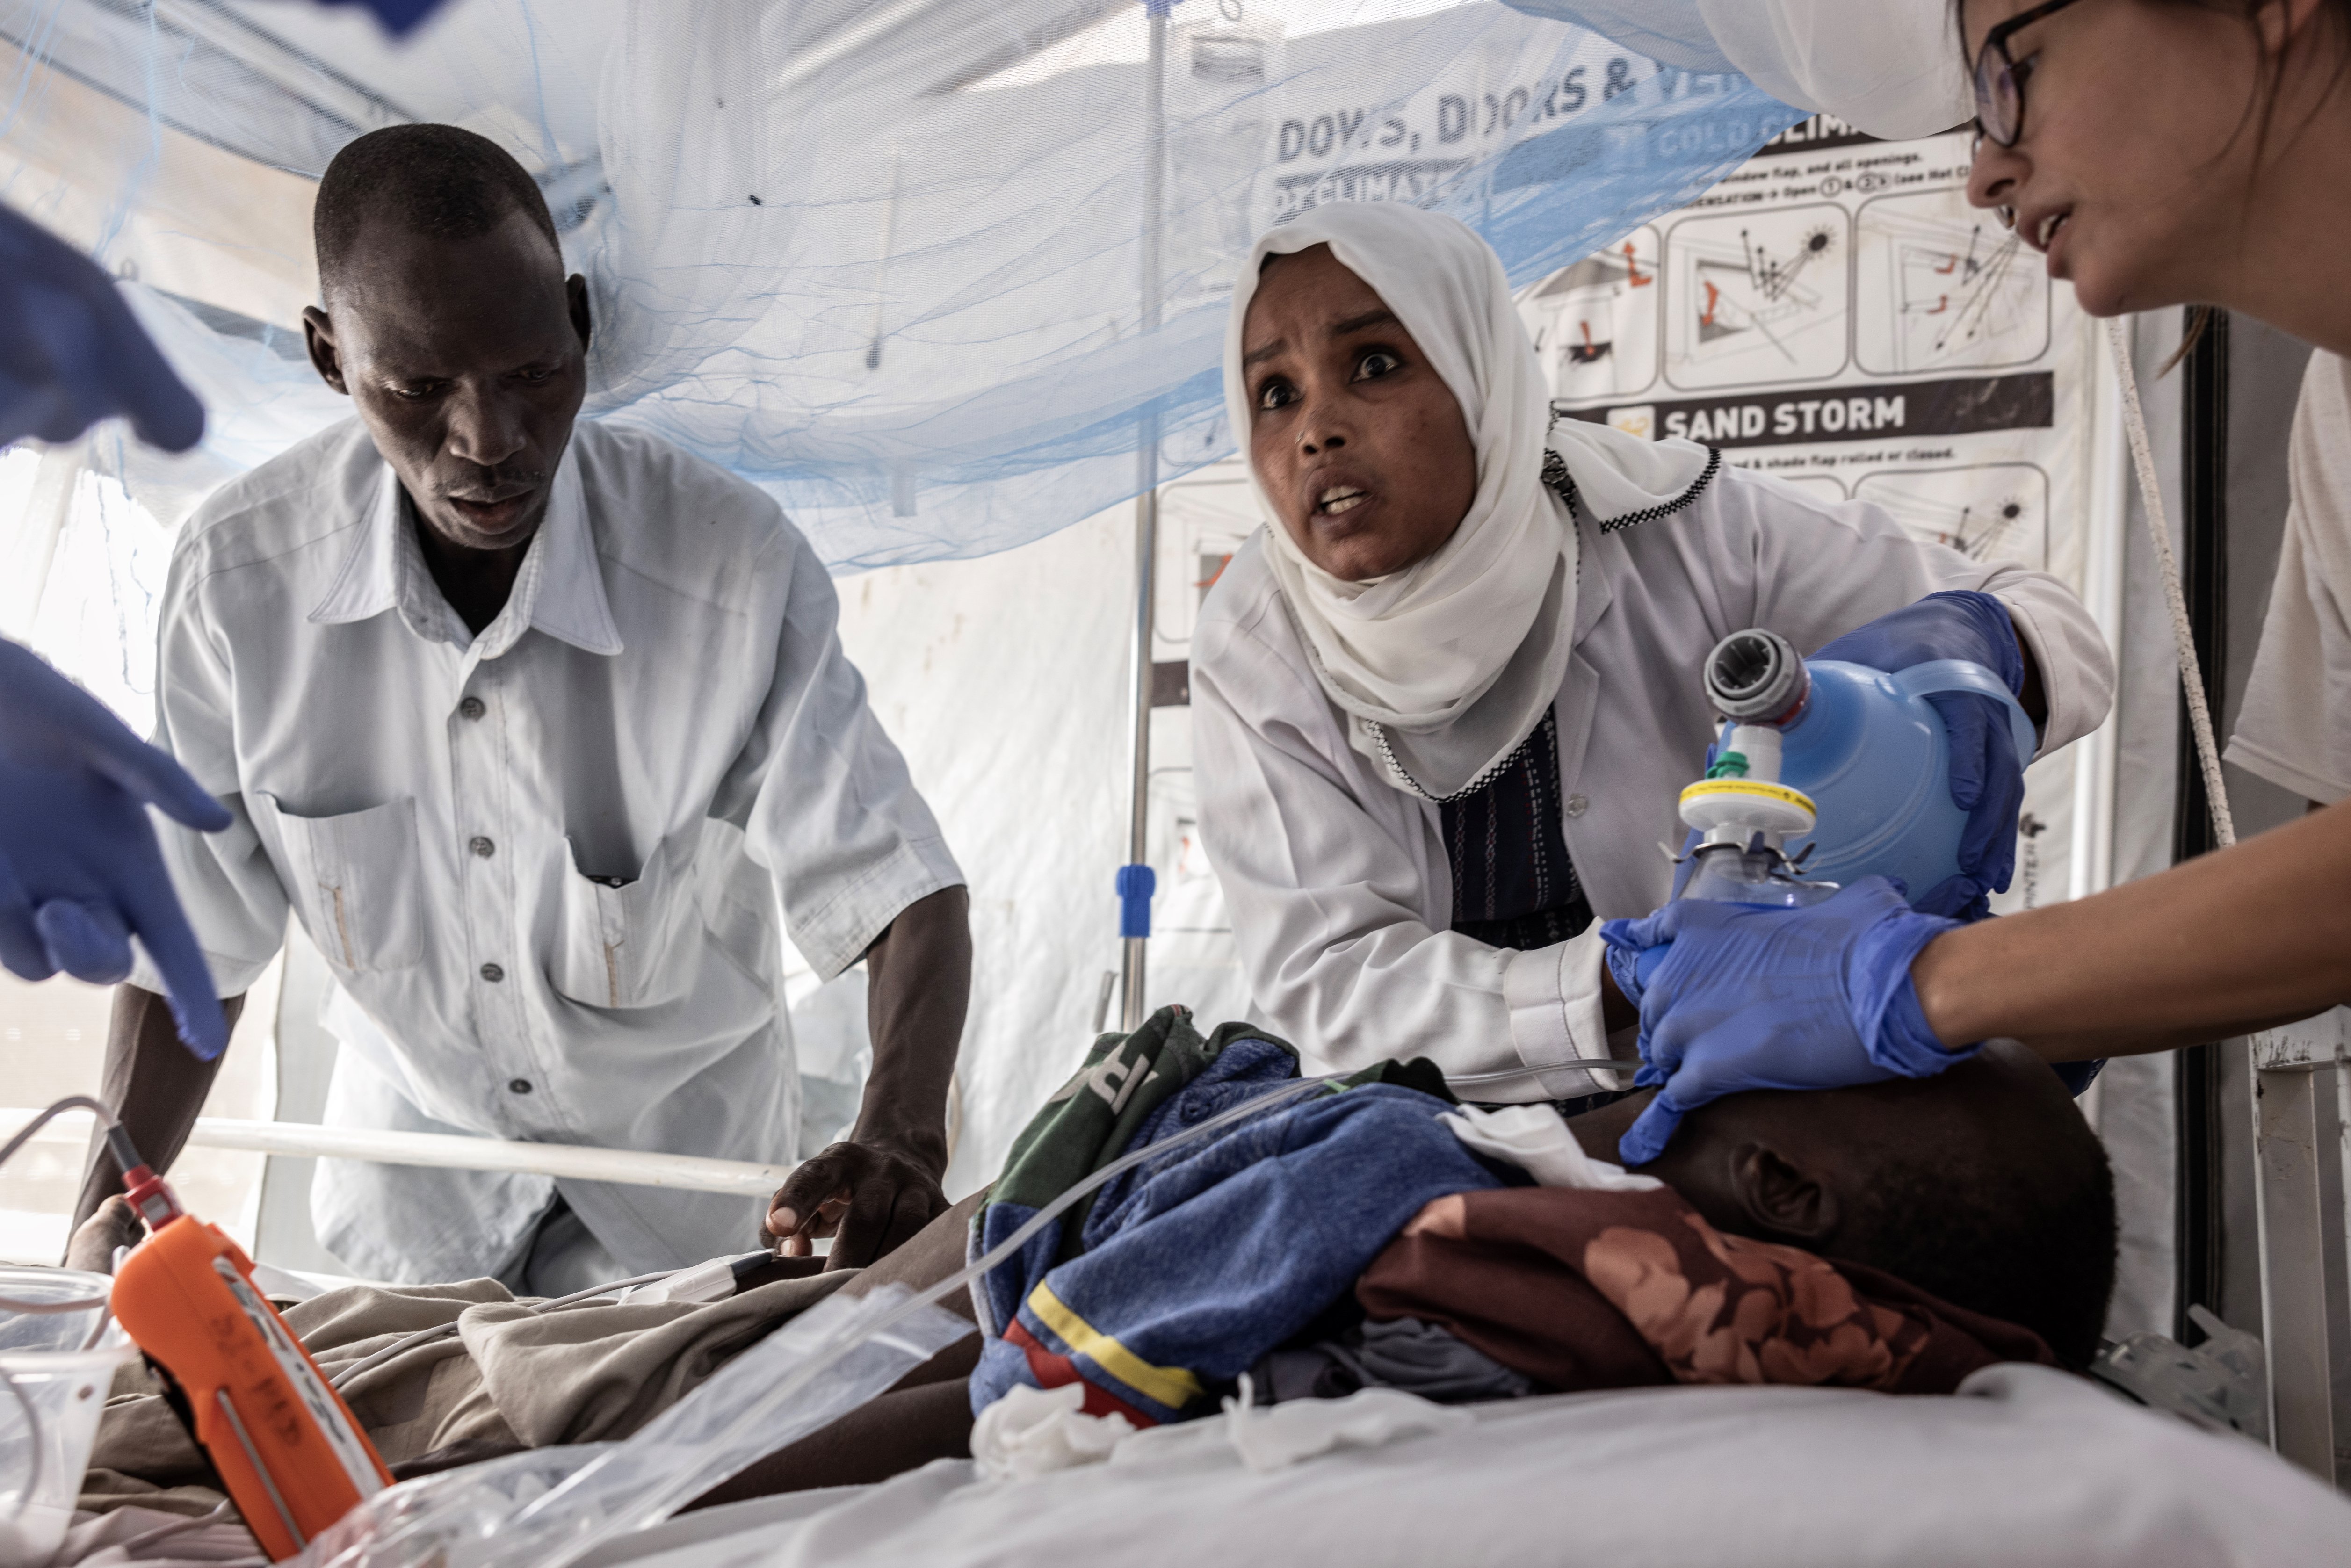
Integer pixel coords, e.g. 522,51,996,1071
2229,350,2351,807
72,124,970,1290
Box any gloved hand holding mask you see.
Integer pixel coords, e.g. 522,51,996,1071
1810,590,2034,921
1600,878,1972,1166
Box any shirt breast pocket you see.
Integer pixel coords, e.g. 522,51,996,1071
256,794,424,974
550,835,699,1010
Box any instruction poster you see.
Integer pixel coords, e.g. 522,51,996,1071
1519,116,2104,910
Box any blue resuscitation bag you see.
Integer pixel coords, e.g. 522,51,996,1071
1765,655,2037,902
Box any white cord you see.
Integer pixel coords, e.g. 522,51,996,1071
0,1096,122,1315
2106,315,2237,850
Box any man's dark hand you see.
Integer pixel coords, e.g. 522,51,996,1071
763,1135,949,1270
774,885,968,1271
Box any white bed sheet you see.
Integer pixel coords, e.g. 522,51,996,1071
604,1366,2351,1568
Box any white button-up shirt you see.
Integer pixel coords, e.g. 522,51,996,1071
1192,463,2114,1102
138,417,963,1281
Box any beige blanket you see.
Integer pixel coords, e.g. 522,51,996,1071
85,1269,855,1512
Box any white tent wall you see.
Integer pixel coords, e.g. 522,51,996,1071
783,484,1261,1197
803,509,1136,1197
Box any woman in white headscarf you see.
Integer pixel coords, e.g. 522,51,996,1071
1189,201,2115,1102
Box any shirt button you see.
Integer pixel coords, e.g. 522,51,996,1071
508,1078,533,1095
1564,794,1590,818
470,836,496,858
480,962,505,983
459,696,485,721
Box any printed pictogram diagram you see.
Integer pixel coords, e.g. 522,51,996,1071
1856,189,2049,374
1664,206,1851,390
1855,463,2050,571
1515,225,1660,401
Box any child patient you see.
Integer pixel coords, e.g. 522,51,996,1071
697,1012,2114,1503
71,1012,2114,1514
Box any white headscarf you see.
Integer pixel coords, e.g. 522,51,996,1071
1223,202,1711,799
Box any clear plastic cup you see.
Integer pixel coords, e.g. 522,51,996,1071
0,1268,134,1568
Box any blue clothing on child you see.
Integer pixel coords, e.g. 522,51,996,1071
969,1028,1499,1425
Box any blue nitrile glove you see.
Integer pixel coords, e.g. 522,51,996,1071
1604,937,1646,1013
1599,877,1972,1166
0,204,203,454
1812,590,2030,921
0,641,232,1058
307,0,455,34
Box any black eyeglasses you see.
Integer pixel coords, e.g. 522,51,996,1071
1972,0,2087,147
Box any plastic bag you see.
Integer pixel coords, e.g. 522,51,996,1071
294,1284,971,1568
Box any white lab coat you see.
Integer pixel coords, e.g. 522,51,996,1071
1191,462,2113,1099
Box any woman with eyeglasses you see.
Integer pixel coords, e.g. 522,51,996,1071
1600,0,2351,1160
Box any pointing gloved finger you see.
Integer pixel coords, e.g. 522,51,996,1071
116,836,229,1059
85,723,231,833
0,850,53,982
1616,1092,1686,1168
34,898,132,983
93,282,204,454
18,207,202,452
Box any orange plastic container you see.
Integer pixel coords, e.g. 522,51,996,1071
108,1206,389,1559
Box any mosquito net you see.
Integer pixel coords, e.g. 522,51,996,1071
1,0,1805,566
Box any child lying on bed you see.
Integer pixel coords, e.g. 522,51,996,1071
701,1006,2115,1502
68,1007,2114,1512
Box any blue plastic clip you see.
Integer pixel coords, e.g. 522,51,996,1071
1116,863,1157,939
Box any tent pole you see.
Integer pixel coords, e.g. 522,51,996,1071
1119,1,1170,1031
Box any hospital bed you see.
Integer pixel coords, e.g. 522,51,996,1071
22,1105,2350,1568
557,1366,2341,1568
